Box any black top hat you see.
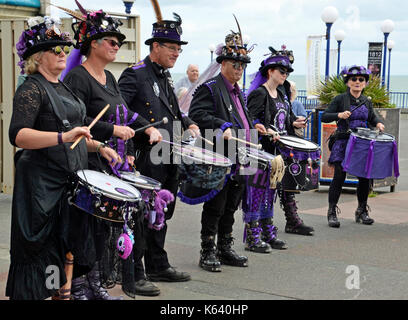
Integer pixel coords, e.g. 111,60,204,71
341,65,371,83
16,16,73,71
216,31,251,64
145,12,188,45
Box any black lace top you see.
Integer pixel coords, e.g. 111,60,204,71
9,78,78,146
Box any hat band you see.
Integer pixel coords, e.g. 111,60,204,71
152,29,181,42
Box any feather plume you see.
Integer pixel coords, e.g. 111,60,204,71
51,4,86,21
173,12,182,24
233,14,243,47
75,0,88,16
150,0,163,24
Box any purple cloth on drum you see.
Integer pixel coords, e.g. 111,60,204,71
278,146,320,161
341,135,399,179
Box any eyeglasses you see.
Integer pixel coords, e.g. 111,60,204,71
159,43,183,53
48,46,71,56
103,38,123,48
277,67,290,77
350,77,366,83
227,61,247,70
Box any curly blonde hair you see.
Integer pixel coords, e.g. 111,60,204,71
24,52,44,75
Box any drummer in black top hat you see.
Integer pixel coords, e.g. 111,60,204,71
118,6,199,295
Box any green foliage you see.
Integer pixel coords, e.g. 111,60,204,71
317,75,396,108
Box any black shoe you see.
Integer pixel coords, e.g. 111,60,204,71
328,204,341,228
284,201,314,236
355,203,374,225
217,234,248,267
244,221,272,253
259,218,288,250
122,279,160,297
199,235,222,272
147,267,191,282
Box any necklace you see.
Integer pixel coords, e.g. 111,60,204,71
83,62,106,86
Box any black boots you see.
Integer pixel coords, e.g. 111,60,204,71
86,262,123,300
283,200,314,236
259,218,288,250
71,275,89,300
244,221,271,253
327,203,341,228
217,234,248,267
199,235,221,272
355,202,374,225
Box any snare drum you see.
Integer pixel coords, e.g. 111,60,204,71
277,136,321,191
175,144,232,205
69,170,142,223
342,128,399,179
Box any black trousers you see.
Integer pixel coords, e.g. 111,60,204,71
201,178,245,237
133,162,180,276
328,162,370,205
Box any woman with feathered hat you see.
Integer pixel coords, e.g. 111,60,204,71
6,16,121,300
247,46,315,243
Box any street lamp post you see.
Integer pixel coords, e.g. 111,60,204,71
242,34,250,92
334,29,346,77
208,44,215,63
123,0,135,14
387,40,395,92
380,19,395,87
321,6,339,80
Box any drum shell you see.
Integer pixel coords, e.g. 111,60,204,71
342,133,397,179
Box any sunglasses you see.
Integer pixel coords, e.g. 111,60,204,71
227,61,247,70
350,77,366,83
48,46,71,55
103,38,123,48
277,67,290,76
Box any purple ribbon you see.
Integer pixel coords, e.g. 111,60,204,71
393,141,400,178
364,140,375,178
342,135,357,172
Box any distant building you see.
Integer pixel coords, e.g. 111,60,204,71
0,0,50,19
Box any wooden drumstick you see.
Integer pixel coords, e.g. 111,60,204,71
229,136,262,149
196,135,215,146
70,104,110,150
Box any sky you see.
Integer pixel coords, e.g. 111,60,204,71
50,0,408,76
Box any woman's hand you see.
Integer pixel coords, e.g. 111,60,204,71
267,128,280,141
293,117,307,129
98,145,122,166
127,155,135,166
376,122,385,132
338,111,351,120
145,127,163,144
254,123,267,135
113,125,135,141
223,128,233,140
63,126,92,143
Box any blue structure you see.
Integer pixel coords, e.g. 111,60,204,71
2,0,41,7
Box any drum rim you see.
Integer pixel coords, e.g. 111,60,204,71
238,147,276,163
118,171,162,190
173,145,233,167
278,135,320,151
351,131,395,142
76,169,142,202
71,203,126,223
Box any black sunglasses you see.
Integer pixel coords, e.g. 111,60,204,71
350,77,366,83
227,61,247,70
277,67,290,76
48,46,71,55
103,38,123,48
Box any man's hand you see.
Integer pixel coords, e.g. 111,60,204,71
113,125,135,141
223,128,233,140
188,124,200,138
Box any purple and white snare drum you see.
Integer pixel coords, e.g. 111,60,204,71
277,136,321,191
118,171,172,230
175,144,232,205
69,170,142,223
342,128,400,179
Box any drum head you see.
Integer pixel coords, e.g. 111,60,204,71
76,170,141,201
238,147,276,164
354,127,395,142
173,145,232,167
279,135,320,151
119,171,161,190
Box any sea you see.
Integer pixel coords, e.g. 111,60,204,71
171,73,408,93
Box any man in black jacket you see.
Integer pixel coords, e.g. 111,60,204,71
188,30,269,272
118,13,199,295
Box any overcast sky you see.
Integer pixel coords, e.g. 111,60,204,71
51,0,407,75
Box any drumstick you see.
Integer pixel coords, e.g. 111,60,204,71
70,104,110,150
196,135,215,146
229,136,262,149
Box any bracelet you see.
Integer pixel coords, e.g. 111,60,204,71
96,142,106,153
58,132,64,145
